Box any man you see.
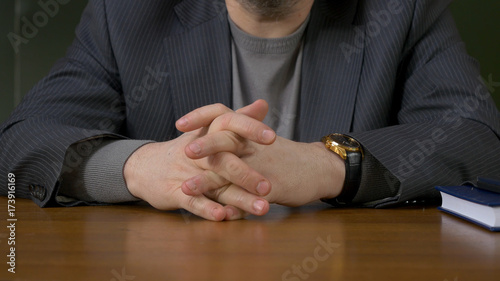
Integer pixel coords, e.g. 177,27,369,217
1,0,499,221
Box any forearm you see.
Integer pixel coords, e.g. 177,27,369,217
59,139,152,204
0,117,123,207
350,119,500,207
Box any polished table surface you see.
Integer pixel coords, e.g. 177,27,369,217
1,197,499,281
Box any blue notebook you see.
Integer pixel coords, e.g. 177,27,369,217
435,185,500,232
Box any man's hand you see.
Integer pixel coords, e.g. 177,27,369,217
123,101,276,221
179,104,346,219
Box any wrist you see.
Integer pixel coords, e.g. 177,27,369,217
123,142,156,199
311,142,345,200
320,134,363,205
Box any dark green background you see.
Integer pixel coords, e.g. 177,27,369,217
1,0,499,123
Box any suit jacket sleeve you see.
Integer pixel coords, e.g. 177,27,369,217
0,0,127,207
348,0,500,207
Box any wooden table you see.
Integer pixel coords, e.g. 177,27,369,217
1,197,499,281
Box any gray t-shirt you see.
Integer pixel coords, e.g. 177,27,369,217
230,15,308,139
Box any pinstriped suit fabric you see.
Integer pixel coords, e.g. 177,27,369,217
0,0,499,208
348,1,500,205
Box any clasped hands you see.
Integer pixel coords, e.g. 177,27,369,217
124,100,345,221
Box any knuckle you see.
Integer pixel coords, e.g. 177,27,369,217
207,170,228,186
238,171,252,187
225,131,246,152
225,131,239,144
214,103,228,112
241,121,255,139
184,195,198,210
216,113,233,130
234,193,245,204
211,104,231,120
204,189,220,200
225,158,243,177
207,154,223,170
205,185,228,201
206,135,220,151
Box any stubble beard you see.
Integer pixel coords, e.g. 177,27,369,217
236,0,301,18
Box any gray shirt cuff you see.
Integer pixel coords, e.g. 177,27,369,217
58,139,153,203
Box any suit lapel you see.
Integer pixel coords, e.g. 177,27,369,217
297,0,365,142
164,0,232,122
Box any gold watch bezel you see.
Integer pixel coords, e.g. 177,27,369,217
321,134,363,160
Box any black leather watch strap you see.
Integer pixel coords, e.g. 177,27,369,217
335,151,362,204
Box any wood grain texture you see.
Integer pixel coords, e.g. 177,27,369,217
1,197,499,281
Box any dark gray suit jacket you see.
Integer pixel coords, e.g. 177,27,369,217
1,0,499,208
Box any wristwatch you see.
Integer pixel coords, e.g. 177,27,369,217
321,133,363,204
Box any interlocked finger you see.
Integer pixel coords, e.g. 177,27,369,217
192,151,271,196
203,184,270,216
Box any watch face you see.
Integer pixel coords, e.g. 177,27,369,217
329,134,361,150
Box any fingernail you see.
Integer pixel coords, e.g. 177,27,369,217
253,200,265,213
226,207,234,218
188,143,201,155
212,208,222,220
177,118,188,127
186,179,197,191
261,130,275,143
256,181,270,195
